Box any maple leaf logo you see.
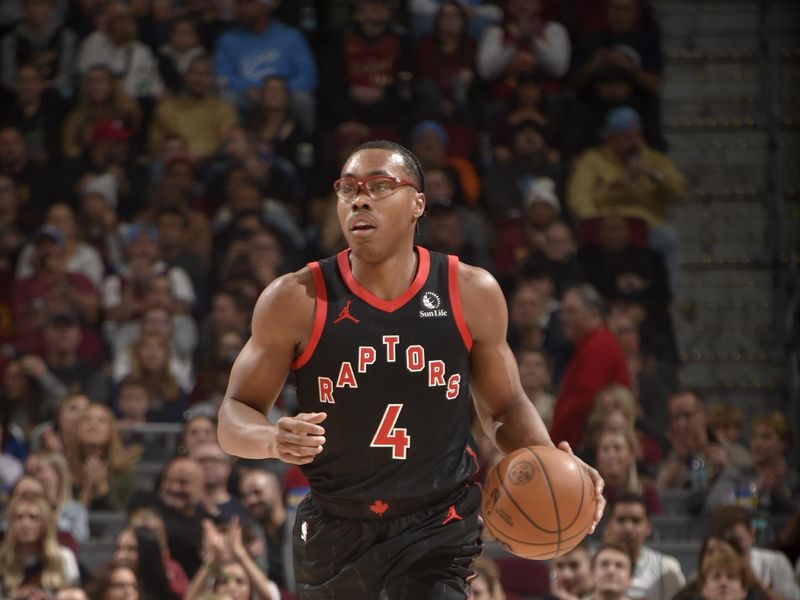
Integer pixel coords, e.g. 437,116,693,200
370,499,389,516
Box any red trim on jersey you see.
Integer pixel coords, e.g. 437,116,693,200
448,255,473,351
337,246,430,313
292,262,327,370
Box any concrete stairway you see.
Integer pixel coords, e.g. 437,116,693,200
652,0,800,413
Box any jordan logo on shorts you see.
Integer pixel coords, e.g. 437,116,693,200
442,505,463,525
334,300,360,324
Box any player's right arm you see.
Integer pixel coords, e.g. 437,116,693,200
217,269,326,462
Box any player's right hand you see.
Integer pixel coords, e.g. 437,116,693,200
274,412,327,465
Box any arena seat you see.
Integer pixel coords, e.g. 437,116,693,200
88,511,126,539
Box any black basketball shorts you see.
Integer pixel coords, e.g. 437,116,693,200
293,483,484,600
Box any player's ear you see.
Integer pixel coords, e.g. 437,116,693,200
412,192,425,219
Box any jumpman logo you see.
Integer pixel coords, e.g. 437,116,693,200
334,300,360,324
441,505,463,525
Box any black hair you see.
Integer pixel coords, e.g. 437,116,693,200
353,140,425,191
608,491,650,519
131,526,171,600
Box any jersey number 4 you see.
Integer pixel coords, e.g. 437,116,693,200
370,404,411,460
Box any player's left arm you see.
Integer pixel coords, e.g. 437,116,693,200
460,263,605,528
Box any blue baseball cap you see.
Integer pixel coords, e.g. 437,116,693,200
411,120,449,147
125,221,159,246
601,106,643,138
33,225,65,245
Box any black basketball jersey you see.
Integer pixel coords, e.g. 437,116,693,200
292,246,476,516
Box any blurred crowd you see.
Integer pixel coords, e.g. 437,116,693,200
0,0,798,598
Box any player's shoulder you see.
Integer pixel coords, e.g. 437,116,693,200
252,267,316,323
455,261,503,298
454,261,508,340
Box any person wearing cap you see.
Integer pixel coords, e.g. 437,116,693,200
11,224,101,360
410,119,481,204
15,202,105,288
102,220,196,327
149,55,239,160
483,119,563,222
213,0,318,130
75,1,163,99
567,105,688,289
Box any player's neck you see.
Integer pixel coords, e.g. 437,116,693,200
348,246,419,302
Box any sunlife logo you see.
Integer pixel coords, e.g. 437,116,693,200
420,291,448,318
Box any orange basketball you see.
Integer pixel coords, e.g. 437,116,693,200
482,446,596,560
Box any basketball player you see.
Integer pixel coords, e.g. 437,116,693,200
218,141,605,599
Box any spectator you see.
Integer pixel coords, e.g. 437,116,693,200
115,332,190,421
71,177,121,271
420,197,494,271
114,526,181,600
126,506,190,599
546,540,594,600
178,415,217,456
0,424,24,495
24,450,89,543
507,279,548,351
0,0,77,97
0,124,54,230
566,106,688,288
1,357,58,443
408,0,503,39
190,440,247,521
706,412,798,514
697,550,754,600
595,427,662,515
149,456,211,578
0,494,80,598
470,556,506,600
710,505,800,600
85,564,140,600
477,0,571,95
196,290,251,368
549,284,630,448
540,220,585,298
493,176,562,278
602,492,685,600
156,206,209,298
706,402,751,471
217,225,287,291
191,328,246,415
325,0,413,126
239,468,292,590
410,119,481,205
185,517,280,600
156,18,206,95
149,55,239,161
30,392,90,454
0,174,25,266
582,384,663,468
656,389,731,492
56,587,89,600
482,120,563,222
213,0,318,129
115,376,151,426
413,1,478,123
0,63,67,166
66,403,137,510
75,1,163,101
590,542,635,600
16,202,104,288
61,66,141,161
516,348,555,428
248,76,314,173
102,221,196,327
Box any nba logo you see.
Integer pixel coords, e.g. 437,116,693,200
300,521,308,542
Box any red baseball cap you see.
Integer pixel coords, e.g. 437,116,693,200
92,118,133,142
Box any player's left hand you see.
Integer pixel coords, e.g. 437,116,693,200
557,441,605,533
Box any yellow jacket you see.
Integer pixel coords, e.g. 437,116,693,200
567,145,689,226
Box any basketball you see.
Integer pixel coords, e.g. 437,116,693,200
481,446,596,560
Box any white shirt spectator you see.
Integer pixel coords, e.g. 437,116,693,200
751,547,800,600
77,31,163,99
16,242,105,288
478,21,571,80
102,261,195,310
629,545,686,600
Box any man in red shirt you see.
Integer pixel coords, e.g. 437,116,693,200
550,283,630,448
